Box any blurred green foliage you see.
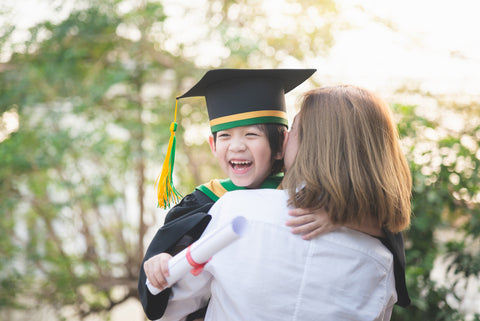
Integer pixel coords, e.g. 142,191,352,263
392,100,480,320
0,0,479,320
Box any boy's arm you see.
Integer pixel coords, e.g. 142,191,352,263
138,212,211,319
138,190,214,320
160,192,231,321
165,189,215,223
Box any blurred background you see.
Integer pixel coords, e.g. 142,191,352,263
0,0,479,320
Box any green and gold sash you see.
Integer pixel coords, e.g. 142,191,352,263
196,173,283,202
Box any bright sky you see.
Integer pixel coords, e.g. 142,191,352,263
2,0,479,99
317,0,480,97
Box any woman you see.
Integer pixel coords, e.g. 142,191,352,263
160,85,412,320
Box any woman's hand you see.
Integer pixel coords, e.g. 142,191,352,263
144,252,173,291
286,207,338,240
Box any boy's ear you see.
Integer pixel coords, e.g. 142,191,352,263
208,135,216,155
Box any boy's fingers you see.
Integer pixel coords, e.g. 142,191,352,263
301,223,335,240
287,206,335,239
286,214,314,226
152,270,169,291
288,208,310,217
290,221,317,234
144,262,159,288
144,254,172,290
302,231,318,240
146,262,163,289
291,221,338,238
160,256,170,278
150,274,162,290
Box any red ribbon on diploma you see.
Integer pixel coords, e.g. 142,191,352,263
186,244,211,276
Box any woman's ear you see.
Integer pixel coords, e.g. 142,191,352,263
208,135,216,156
278,130,289,159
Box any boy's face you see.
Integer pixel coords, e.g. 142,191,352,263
209,125,281,189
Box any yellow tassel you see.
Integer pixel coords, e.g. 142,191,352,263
155,99,182,208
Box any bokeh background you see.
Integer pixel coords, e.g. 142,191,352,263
1,0,479,320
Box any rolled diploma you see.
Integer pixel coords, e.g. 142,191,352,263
146,215,248,295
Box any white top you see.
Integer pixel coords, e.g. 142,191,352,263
161,189,397,321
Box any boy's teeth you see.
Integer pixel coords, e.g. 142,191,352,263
231,161,251,165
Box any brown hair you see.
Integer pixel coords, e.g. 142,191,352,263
282,85,411,232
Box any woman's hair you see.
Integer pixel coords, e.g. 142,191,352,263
282,85,411,233
212,123,287,175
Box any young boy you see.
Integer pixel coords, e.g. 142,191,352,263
138,69,316,320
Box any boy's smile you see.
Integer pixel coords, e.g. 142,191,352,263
209,125,280,189
229,159,252,172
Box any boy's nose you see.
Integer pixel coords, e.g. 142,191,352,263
229,138,247,152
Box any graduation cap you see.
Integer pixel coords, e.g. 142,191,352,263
178,68,316,132
156,68,316,208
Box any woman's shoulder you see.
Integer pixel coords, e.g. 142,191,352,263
210,189,289,227
321,227,394,269
219,189,288,211
223,188,286,201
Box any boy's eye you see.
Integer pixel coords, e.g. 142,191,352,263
218,133,230,138
246,132,259,136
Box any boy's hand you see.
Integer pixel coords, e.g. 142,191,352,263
286,207,338,240
144,253,173,291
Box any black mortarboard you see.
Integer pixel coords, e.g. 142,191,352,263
178,68,316,132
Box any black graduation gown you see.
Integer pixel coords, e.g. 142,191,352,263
381,228,411,307
138,178,410,320
138,189,214,320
